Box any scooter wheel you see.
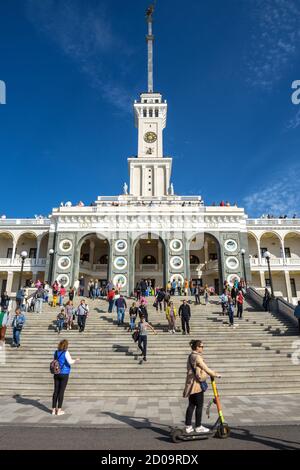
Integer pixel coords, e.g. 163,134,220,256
216,423,231,439
171,429,183,443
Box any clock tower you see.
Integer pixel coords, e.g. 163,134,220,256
128,4,172,197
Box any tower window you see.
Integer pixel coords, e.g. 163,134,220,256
155,109,159,117
143,109,147,117
149,109,153,117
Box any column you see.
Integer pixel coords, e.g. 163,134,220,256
89,240,95,268
258,238,262,265
281,239,286,265
11,241,17,262
136,243,140,269
154,165,158,197
284,270,293,303
204,241,209,264
158,240,163,269
259,271,265,288
6,271,13,296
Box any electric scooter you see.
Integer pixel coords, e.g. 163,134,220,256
170,378,230,443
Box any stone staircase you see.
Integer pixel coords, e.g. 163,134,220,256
1,296,300,398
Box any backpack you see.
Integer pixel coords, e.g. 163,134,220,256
50,351,64,375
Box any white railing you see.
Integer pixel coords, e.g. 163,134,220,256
138,264,159,272
0,258,47,268
0,218,51,226
247,218,300,226
250,257,300,267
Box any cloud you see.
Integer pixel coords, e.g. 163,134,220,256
26,0,134,112
243,164,300,217
246,0,300,89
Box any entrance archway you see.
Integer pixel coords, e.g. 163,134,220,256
134,233,166,292
78,234,110,295
189,233,222,294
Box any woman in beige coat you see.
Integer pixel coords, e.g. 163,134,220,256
183,339,221,434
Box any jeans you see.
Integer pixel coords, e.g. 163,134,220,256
52,374,69,409
130,316,136,331
156,301,163,312
228,309,234,325
13,328,21,346
57,319,64,332
78,315,87,332
117,308,125,324
138,335,148,357
195,294,200,305
181,316,190,334
35,298,43,313
185,392,204,427
79,288,84,296
59,296,64,307
108,299,114,313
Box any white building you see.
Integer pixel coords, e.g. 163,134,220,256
0,7,299,303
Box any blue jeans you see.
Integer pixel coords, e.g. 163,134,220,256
108,299,114,313
57,319,64,332
117,308,125,324
228,309,234,325
130,316,136,331
13,328,21,346
59,296,64,306
138,335,148,357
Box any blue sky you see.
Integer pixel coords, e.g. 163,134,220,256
1,0,300,218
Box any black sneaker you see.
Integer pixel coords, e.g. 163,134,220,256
143,357,147,362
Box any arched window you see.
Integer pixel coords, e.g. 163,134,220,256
190,255,200,264
142,255,157,264
155,109,159,117
99,255,108,264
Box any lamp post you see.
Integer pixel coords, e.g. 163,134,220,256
18,251,28,291
49,249,55,285
263,250,274,298
240,249,247,288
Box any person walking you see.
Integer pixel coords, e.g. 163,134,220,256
11,308,26,348
65,301,74,330
59,284,66,307
263,288,271,312
138,299,149,323
164,290,171,311
68,288,75,302
135,282,141,301
155,288,165,312
204,285,210,305
136,314,157,362
194,285,200,305
166,301,177,333
231,286,237,306
184,279,189,296
34,287,45,313
77,300,89,332
0,308,9,348
115,294,127,326
179,299,191,335
73,279,80,297
56,308,66,334
51,339,80,416
129,302,139,332
52,281,59,308
294,301,300,336
220,291,228,315
0,292,10,311
79,276,85,297
236,290,244,319
16,287,25,309
183,340,221,434
227,297,235,328
107,289,115,313
171,279,177,296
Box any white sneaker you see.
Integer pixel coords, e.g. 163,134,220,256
172,329,175,334
185,426,194,434
195,425,210,433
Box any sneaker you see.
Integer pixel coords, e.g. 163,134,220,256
172,329,175,334
168,330,172,334
56,410,65,416
195,425,210,433
51,409,56,416
143,356,147,362
185,426,194,434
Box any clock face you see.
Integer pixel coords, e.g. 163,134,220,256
144,131,157,143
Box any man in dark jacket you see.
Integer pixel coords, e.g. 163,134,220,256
294,301,300,335
115,295,127,325
155,288,165,312
179,299,191,335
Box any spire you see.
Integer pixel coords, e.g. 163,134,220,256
146,4,155,93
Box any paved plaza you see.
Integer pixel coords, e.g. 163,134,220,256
0,394,300,429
